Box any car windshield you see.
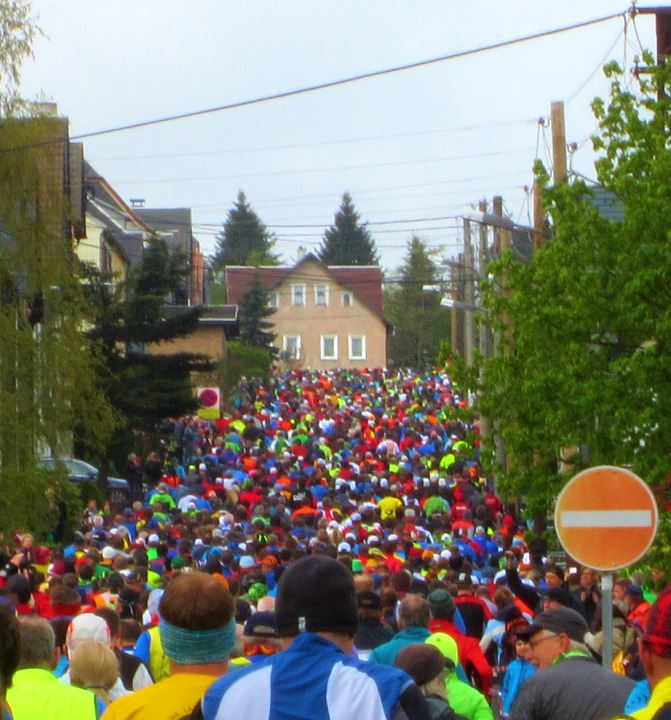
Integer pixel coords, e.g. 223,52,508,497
65,460,98,476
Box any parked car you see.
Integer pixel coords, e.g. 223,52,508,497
38,457,129,508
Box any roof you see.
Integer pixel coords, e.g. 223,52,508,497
225,253,385,317
162,304,238,324
135,207,193,253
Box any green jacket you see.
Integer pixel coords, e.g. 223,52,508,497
445,673,494,720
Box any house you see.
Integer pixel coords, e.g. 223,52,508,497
82,160,152,277
135,207,210,306
147,304,239,362
226,253,390,369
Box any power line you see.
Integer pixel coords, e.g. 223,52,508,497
68,10,625,142
87,118,537,163
112,147,534,186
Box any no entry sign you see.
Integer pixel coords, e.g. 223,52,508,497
554,465,658,571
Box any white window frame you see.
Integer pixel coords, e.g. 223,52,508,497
267,291,279,309
314,283,329,306
320,334,338,360
348,334,366,360
283,335,301,360
342,291,353,307
291,283,306,306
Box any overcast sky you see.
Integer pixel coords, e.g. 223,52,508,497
18,1,657,274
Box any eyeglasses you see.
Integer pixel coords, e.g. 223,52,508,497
529,633,559,650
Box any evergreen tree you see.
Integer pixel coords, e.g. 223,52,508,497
238,277,277,356
212,190,278,269
318,192,380,265
83,238,213,467
385,236,450,368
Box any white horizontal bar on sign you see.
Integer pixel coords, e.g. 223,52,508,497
560,510,652,528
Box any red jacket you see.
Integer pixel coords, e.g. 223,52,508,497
428,618,493,694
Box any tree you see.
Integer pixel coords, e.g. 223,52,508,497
318,192,380,265
82,238,213,468
0,0,37,115
478,56,671,531
385,236,450,368
212,190,278,270
238,277,277,356
0,4,116,536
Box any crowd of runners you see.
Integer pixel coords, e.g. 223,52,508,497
0,368,670,720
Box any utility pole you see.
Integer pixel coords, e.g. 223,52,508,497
463,219,475,367
551,101,567,184
478,199,490,446
533,179,545,252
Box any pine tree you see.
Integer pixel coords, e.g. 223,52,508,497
385,236,450,368
83,238,213,467
318,192,380,265
238,277,277,357
212,190,278,269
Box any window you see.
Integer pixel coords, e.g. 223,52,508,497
321,335,338,360
268,291,279,309
342,291,353,307
283,335,301,360
291,284,306,306
314,283,329,306
348,334,366,360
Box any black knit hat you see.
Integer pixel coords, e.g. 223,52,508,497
275,556,358,638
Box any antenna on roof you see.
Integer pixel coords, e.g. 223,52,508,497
297,246,306,260
129,198,145,208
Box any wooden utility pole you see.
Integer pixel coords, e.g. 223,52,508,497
478,199,490,445
533,178,545,252
463,219,475,367
551,101,567,184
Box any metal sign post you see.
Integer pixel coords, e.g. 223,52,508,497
601,572,613,669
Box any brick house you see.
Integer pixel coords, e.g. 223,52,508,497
226,253,390,369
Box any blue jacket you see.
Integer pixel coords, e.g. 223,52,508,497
202,633,415,720
501,658,535,715
369,626,432,666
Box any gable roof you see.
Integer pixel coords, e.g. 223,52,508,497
226,253,385,317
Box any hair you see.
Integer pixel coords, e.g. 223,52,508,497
17,617,54,669
69,640,119,704
399,595,431,629
493,586,514,609
0,604,20,693
120,619,142,646
95,607,121,640
159,572,234,631
354,574,375,594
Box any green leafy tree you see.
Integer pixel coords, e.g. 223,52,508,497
479,55,671,539
385,236,450,367
238,277,277,356
318,192,380,265
0,4,116,537
82,238,213,468
212,190,278,270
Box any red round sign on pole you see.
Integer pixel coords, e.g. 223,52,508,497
554,465,658,571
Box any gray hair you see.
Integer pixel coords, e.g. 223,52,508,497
18,617,55,669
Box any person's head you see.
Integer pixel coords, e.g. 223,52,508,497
275,555,358,642
426,588,455,622
580,568,597,588
0,604,20,696
66,614,111,655
242,612,281,653
613,577,631,602
543,565,564,589
17,617,56,670
94,608,122,648
625,585,646,610
68,640,119,704
357,591,383,621
517,607,589,668
395,643,448,699
639,586,671,690
398,595,431,630
158,571,235,668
